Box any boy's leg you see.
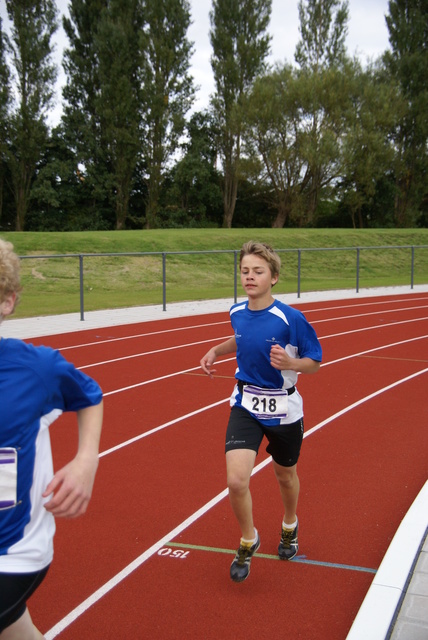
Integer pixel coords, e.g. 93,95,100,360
1,608,45,640
226,448,261,582
272,461,300,524
272,461,300,559
226,448,257,540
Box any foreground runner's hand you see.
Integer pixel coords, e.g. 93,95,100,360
43,454,99,518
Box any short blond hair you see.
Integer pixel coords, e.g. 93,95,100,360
239,241,281,279
0,239,21,305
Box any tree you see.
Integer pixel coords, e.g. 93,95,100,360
209,0,271,228
62,0,194,230
140,0,195,229
95,0,143,229
294,0,349,223
243,65,314,228
295,0,349,70
27,124,112,231
244,61,355,228
0,17,11,224
62,0,118,229
161,111,222,227
336,61,403,228
4,0,58,231
384,0,428,226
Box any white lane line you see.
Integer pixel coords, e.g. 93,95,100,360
302,296,428,315
321,334,428,367
320,316,428,339
88,333,428,399
56,297,428,352
59,320,230,351
312,304,428,325
99,398,229,458
76,317,428,372
79,336,229,369
44,366,428,639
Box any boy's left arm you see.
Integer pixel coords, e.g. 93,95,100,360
270,344,321,374
43,401,104,518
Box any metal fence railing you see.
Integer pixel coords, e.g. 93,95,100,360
19,245,428,321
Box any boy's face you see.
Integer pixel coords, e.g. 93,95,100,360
240,254,278,302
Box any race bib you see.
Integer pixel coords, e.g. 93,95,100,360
0,448,18,510
241,385,289,419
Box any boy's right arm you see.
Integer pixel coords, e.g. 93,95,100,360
200,336,237,378
43,400,103,518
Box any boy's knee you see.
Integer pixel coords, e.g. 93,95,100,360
227,472,249,495
275,467,298,490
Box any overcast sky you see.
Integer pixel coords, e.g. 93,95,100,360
1,0,391,125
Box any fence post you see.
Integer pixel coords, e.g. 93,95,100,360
79,255,84,321
234,251,238,302
411,246,415,289
162,253,166,311
356,248,360,293
297,249,301,298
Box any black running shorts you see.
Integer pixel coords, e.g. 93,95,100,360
0,566,50,632
225,406,304,467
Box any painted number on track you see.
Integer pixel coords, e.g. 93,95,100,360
158,548,189,559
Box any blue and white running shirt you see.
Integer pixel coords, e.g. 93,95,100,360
230,299,322,425
0,338,102,573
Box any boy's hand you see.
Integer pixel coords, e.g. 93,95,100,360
270,344,294,370
43,455,99,518
200,349,217,378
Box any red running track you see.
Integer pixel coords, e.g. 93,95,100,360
26,293,428,639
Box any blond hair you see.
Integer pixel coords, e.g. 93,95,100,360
0,239,21,305
239,241,281,279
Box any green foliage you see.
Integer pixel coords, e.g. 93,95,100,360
0,0,426,232
0,18,10,227
62,0,139,230
140,0,195,229
160,112,223,227
295,0,349,69
4,0,58,231
384,0,428,225
95,0,142,230
210,0,272,228
0,18,10,133
243,62,349,227
335,60,405,228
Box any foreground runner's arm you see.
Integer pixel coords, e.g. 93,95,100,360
43,401,104,518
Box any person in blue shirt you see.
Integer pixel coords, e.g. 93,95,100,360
0,239,103,639
200,241,322,583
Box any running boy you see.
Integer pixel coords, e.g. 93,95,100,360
200,241,322,582
0,239,103,639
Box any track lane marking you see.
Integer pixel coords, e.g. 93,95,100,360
88,334,428,399
79,335,230,369
165,542,377,574
312,304,428,325
98,398,229,458
77,319,428,370
320,316,428,339
58,320,230,351
44,366,428,639
321,334,428,367
54,296,428,352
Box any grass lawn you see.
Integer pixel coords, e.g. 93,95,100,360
2,228,427,318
